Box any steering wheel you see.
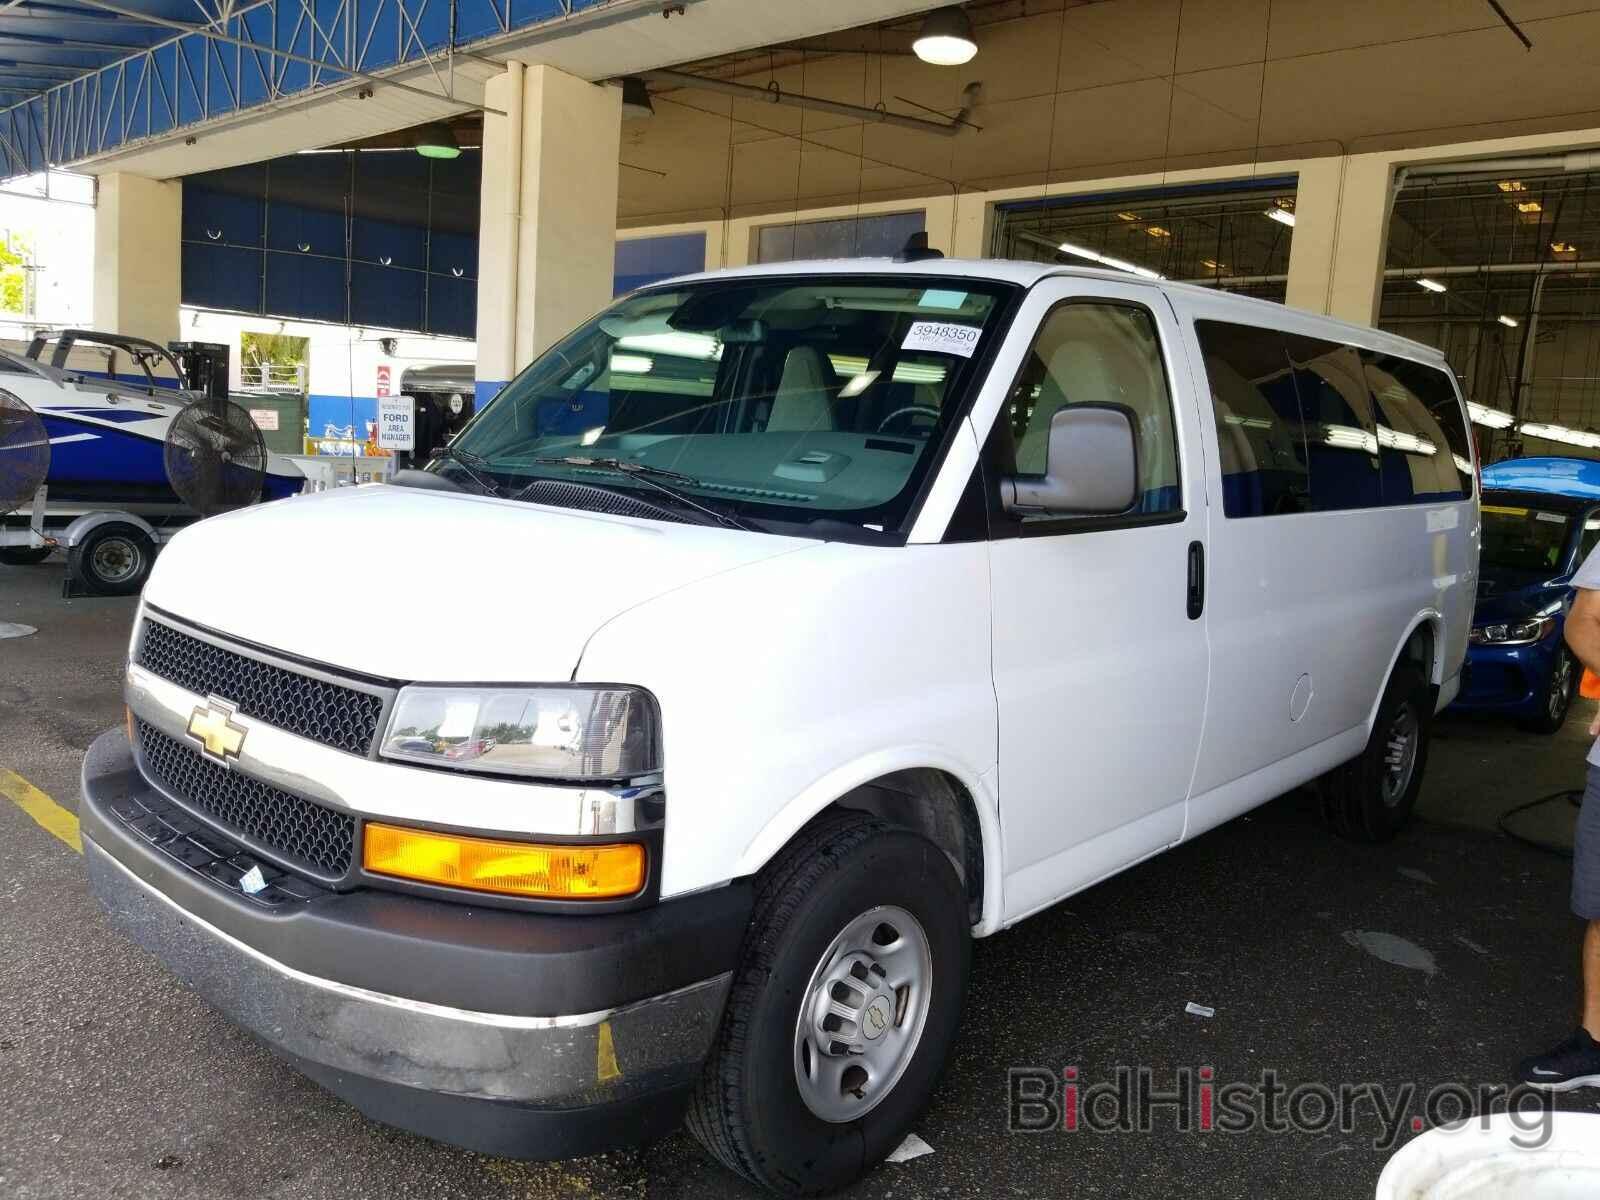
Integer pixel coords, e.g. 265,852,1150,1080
875,405,942,435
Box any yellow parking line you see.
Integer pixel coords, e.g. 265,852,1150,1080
0,768,81,853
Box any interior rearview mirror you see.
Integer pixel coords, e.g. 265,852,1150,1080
1001,403,1139,516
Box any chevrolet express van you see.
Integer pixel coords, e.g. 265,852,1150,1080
81,257,1477,1195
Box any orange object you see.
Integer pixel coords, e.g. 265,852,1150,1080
363,823,646,900
1582,668,1600,700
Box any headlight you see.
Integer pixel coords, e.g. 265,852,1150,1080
1469,615,1557,646
380,685,661,781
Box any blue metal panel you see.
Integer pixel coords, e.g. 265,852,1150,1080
0,0,625,177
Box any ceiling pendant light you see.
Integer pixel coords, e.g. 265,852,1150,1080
413,123,461,160
913,6,978,66
620,77,655,121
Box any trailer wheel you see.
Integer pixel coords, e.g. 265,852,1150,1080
68,523,154,596
0,545,52,565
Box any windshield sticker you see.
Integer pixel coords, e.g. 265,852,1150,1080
903,320,981,358
1481,505,1529,517
918,288,968,310
1536,511,1566,523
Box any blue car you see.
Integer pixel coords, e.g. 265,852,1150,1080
1452,457,1600,733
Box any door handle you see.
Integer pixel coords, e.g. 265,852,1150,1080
1186,540,1205,621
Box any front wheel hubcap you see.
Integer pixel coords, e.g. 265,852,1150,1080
793,905,933,1123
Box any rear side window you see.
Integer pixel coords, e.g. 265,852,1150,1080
1197,320,1472,516
1360,353,1473,502
1285,335,1383,512
1196,320,1309,517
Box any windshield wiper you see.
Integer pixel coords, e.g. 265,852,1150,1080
527,456,759,532
430,445,503,497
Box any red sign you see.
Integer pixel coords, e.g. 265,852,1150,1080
376,364,392,397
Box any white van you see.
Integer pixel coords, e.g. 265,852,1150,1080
82,257,1477,1195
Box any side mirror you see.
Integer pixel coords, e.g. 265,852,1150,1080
1001,402,1139,516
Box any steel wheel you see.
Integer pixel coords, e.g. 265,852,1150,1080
793,904,934,1123
1381,702,1420,808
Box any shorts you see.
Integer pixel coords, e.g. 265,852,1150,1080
1573,765,1600,920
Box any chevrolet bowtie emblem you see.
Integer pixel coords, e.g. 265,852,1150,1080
187,697,247,764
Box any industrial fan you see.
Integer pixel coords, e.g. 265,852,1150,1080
163,398,268,517
0,387,48,518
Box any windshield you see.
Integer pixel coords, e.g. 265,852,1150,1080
1480,502,1574,575
443,276,1014,533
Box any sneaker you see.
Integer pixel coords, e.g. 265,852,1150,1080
1517,1028,1600,1091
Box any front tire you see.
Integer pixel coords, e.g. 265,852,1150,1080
67,523,154,596
0,545,52,565
1323,662,1433,842
1519,647,1577,736
687,814,970,1196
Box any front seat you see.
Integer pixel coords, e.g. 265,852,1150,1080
767,345,835,432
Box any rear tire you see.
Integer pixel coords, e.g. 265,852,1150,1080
1323,662,1433,842
1518,647,1577,736
68,523,154,596
0,545,52,565
687,813,970,1196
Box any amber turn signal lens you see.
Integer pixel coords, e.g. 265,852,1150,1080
125,704,135,745
362,823,645,900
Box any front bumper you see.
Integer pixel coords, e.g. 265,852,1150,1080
1449,635,1562,717
81,727,749,1158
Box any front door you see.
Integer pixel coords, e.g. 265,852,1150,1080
979,279,1211,922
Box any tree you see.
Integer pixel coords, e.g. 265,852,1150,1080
0,232,33,315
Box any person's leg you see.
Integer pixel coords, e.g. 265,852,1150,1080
1516,770,1600,1088
1584,920,1600,1040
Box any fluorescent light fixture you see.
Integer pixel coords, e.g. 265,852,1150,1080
1322,424,1379,454
1497,315,1519,328
828,354,947,386
1264,206,1296,227
912,6,978,66
1416,277,1447,293
1520,421,1600,449
609,354,653,374
1516,200,1542,214
615,332,721,360
1115,211,1141,222
1376,425,1437,456
1056,239,1162,279
1552,241,1579,255
1145,225,1172,239
1454,454,1473,474
1201,258,1228,272
580,426,604,446
1466,401,1514,429
1497,180,1526,192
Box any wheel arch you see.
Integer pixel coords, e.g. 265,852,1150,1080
1366,611,1443,731
733,750,1003,935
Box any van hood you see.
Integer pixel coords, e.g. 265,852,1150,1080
143,484,815,682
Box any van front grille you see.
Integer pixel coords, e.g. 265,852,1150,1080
136,618,386,757
136,720,357,879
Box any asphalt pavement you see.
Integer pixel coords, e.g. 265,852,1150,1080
4,552,1600,1199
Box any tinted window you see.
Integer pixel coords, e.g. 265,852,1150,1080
1003,302,1180,516
1360,353,1472,502
1196,320,1308,517
1285,335,1383,512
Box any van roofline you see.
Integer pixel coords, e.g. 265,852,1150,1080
648,257,1449,369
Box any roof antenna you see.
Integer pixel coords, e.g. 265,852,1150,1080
896,231,945,262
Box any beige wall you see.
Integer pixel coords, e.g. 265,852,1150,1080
93,173,181,347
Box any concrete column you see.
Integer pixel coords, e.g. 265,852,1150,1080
475,64,622,407
1285,153,1395,326
93,172,181,348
